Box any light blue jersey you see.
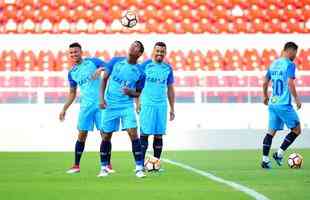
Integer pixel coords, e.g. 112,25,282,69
104,57,143,109
266,57,296,106
140,60,174,106
139,59,174,135
68,57,105,131
100,57,143,132
266,57,300,131
68,57,105,106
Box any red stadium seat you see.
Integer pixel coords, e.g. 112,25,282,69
205,50,224,71
2,51,18,71
29,77,45,87
262,49,278,70
8,77,26,87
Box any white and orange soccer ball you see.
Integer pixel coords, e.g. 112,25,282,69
120,10,138,28
287,153,303,169
144,155,161,172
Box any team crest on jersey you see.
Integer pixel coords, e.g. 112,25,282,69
271,96,278,103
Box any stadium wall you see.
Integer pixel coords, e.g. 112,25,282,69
0,104,309,151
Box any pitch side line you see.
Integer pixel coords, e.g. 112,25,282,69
162,159,270,200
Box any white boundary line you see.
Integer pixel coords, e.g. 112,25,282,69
162,158,270,200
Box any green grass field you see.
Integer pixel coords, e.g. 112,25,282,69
0,149,309,200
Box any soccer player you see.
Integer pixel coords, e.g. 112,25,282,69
138,42,175,170
261,42,302,169
59,42,111,174
98,41,145,178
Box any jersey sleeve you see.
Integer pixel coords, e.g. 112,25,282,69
287,62,296,79
167,67,174,85
88,57,105,68
265,68,271,80
135,75,145,90
105,57,125,75
68,71,77,88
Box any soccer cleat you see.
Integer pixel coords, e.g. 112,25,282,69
97,168,109,177
261,161,272,169
135,170,146,178
272,152,283,166
106,164,115,173
66,165,80,174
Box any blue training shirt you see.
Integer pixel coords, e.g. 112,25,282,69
104,57,144,109
266,57,296,106
139,59,174,106
68,57,105,106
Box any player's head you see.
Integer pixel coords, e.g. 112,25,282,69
128,41,144,60
69,42,82,64
152,42,167,63
283,42,298,61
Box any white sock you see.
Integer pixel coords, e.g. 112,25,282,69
263,156,270,162
135,165,143,171
277,148,284,158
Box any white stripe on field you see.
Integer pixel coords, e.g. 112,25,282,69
162,158,270,200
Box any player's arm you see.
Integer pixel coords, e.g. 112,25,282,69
262,69,271,106
287,63,301,109
100,71,109,109
167,68,175,121
90,57,105,80
60,87,77,121
60,72,77,121
167,85,175,121
123,87,142,98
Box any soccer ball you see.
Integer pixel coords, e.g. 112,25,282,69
287,153,303,168
120,10,138,28
144,155,161,172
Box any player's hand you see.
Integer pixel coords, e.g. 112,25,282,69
263,96,269,106
59,110,66,121
295,98,302,110
169,111,175,121
122,87,132,96
99,99,107,109
91,68,104,80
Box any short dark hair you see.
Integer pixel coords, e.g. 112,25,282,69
134,40,144,53
154,41,167,49
284,42,298,51
69,42,82,50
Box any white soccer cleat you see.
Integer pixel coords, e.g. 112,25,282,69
135,170,146,178
97,168,109,177
106,164,116,173
66,165,80,174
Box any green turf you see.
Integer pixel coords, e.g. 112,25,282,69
0,149,309,200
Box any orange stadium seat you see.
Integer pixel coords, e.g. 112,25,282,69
19,50,36,71
37,51,56,71
2,51,18,71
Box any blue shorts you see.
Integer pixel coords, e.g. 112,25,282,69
100,107,137,133
77,105,101,132
268,105,300,131
139,105,167,135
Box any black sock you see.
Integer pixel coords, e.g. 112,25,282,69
100,140,110,167
153,137,163,159
280,132,298,151
132,138,143,166
140,135,149,163
75,140,85,166
107,141,112,165
263,134,273,156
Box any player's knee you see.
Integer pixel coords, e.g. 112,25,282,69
78,132,88,142
291,125,301,135
154,135,162,140
101,133,112,141
267,131,276,137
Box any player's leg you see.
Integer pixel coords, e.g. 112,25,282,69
139,105,156,163
67,107,94,174
98,108,119,177
261,106,282,169
98,132,114,177
153,106,167,160
67,131,88,173
273,106,301,166
123,107,145,177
